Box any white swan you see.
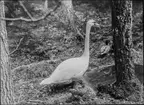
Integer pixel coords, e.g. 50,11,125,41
40,19,98,85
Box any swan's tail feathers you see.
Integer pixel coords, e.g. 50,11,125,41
40,77,53,85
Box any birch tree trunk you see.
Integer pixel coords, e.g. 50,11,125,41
0,1,15,104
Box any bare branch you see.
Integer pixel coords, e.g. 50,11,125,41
1,3,60,22
19,1,34,20
9,37,24,55
76,27,84,39
1,17,33,22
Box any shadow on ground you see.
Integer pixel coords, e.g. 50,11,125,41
85,64,143,88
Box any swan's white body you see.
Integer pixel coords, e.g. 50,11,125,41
40,57,89,84
40,20,96,85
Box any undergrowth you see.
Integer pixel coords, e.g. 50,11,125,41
7,0,143,104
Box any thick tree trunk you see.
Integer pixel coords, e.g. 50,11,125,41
111,0,141,100
112,0,135,83
0,1,15,105
97,0,142,101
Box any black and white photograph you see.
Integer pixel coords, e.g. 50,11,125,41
0,0,143,104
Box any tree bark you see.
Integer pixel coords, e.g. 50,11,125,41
97,0,142,100
59,0,75,30
112,0,135,83
111,0,141,99
0,1,15,105
44,0,48,12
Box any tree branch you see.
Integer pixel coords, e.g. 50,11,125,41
1,2,60,22
9,37,24,55
76,27,85,39
19,1,34,21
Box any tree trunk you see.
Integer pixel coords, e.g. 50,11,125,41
112,0,135,84
98,0,142,101
0,1,15,105
44,0,48,12
59,0,75,30
111,0,141,100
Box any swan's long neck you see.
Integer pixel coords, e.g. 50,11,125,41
82,24,91,57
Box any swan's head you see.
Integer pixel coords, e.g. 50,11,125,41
87,19,100,28
87,19,95,27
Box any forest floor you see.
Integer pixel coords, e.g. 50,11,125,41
7,1,143,104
